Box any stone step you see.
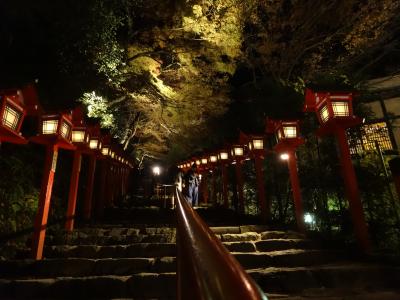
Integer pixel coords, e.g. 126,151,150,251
249,263,400,294
0,273,176,299
233,250,342,269
44,243,176,259
267,290,400,300
0,257,176,278
224,239,315,253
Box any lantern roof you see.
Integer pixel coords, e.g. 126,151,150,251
304,88,354,112
21,83,44,116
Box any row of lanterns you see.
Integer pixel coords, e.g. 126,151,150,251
0,85,134,167
0,84,134,260
178,88,371,253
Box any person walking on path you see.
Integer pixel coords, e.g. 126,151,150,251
184,163,199,206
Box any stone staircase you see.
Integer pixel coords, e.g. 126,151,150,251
0,208,400,299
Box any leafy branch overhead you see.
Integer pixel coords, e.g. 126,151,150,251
1,0,399,164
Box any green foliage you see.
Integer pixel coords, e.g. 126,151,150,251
0,147,39,236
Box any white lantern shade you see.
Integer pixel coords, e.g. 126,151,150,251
219,151,229,160
89,139,99,149
201,158,207,164
42,119,59,135
233,146,244,156
319,105,329,123
196,160,201,165
210,155,217,163
252,139,264,150
332,101,349,117
283,126,297,138
72,130,85,143
60,121,71,139
102,147,110,156
2,104,22,131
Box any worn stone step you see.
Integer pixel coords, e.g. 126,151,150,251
50,233,176,246
249,263,400,294
44,243,176,259
233,250,341,269
0,273,176,299
222,239,314,253
0,257,176,278
266,289,400,300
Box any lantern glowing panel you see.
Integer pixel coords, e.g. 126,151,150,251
102,147,110,156
283,126,297,138
89,139,99,149
201,158,208,164
210,155,217,163
319,105,330,123
72,130,85,143
196,160,201,165
233,146,244,156
219,151,229,160
2,104,22,131
42,119,58,135
332,101,349,117
252,139,264,150
60,122,71,139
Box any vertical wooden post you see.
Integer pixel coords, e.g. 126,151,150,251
201,172,209,204
221,164,229,208
234,161,244,214
254,156,268,222
95,159,108,219
32,145,58,260
83,154,96,220
336,129,371,252
286,150,305,233
65,151,82,231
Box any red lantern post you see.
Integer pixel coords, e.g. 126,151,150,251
231,144,245,213
218,150,230,208
267,119,305,232
65,107,91,231
83,125,102,220
0,89,27,144
304,89,371,252
207,154,218,206
95,136,112,218
30,109,75,259
242,132,269,222
199,157,209,205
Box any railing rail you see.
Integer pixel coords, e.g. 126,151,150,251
175,188,268,300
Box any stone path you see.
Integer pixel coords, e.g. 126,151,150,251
0,208,399,299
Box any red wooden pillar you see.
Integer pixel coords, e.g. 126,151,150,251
286,150,305,233
235,160,244,213
221,164,229,208
202,172,209,204
83,154,96,220
336,129,371,252
65,151,82,231
95,159,108,219
254,156,268,222
211,170,217,206
32,145,58,260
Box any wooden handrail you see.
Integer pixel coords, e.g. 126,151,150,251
175,188,268,300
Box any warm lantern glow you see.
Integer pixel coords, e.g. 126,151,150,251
196,160,201,165
252,139,264,150
210,155,217,163
60,122,71,139
2,104,21,131
102,147,110,156
42,119,58,134
280,153,289,160
283,126,297,138
319,105,329,123
111,152,115,158
332,101,349,117
89,139,99,149
98,141,102,150
219,151,228,160
201,158,207,164
72,130,85,143
233,146,244,156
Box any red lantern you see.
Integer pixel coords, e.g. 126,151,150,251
0,89,27,144
304,89,360,135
